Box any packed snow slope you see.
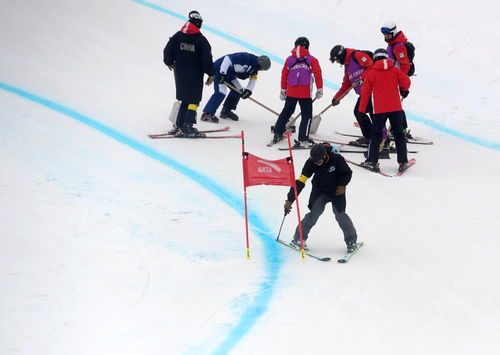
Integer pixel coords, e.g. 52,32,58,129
1,1,499,354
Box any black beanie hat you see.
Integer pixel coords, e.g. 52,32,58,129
310,144,326,163
373,48,389,61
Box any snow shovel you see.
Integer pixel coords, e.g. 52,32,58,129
309,103,331,134
309,85,355,134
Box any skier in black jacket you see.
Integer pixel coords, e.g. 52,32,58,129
284,143,358,252
163,10,214,137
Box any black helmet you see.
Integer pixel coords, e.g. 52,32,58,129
329,45,346,64
257,55,271,71
188,10,203,28
373,48,389,61
294,37,310,50
310,144,326,164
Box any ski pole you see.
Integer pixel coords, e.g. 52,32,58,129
275,214,287,241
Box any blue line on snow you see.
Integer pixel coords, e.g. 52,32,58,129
0,81,284,355
131,0,500,151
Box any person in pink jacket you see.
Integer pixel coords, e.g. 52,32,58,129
272,37,323,147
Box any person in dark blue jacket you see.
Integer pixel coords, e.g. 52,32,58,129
163,11,214,137
201,52,271,122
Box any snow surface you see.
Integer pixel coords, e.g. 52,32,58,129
1,0,500,354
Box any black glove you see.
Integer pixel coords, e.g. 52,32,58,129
354,78,363,87
241,89,252,99
331,98,340,106
400,89,409,98
284,200,293,215
218,74,226,84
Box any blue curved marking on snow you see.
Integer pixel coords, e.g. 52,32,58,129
131,0,500,151
0,81,284,355
406,112,500,150
130,0,285,65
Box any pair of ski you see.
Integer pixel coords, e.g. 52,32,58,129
148,126,240,139
270,130,432,148
346,158,417,177
277,239,364,263
336,131,434,145
278,140,419,155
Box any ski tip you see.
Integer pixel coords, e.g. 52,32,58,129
337,258,347,263
321,257,332,262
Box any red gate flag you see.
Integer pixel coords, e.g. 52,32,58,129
242,153,295,187
241,131,300,260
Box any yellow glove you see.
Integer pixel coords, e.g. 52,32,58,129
284,200,293,215
335,186,346,195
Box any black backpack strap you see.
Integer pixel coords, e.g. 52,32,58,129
290,55,311,69
351,50,373,64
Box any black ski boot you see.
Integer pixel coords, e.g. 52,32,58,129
201,112,219,123
360,160,380,172
220,107,239,121
181,124,205,138
349,137,370,147
398,162,408,173
347,242,357,253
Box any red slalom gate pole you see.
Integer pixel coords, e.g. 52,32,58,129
241,131,251,259
285,132,305,260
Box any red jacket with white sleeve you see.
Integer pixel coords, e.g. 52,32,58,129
386,31,411,75
333,48,373,99
359,58,411,114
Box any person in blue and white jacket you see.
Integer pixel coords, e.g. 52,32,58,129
201,52,271,122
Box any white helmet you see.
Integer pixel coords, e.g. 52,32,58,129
381,21,397,36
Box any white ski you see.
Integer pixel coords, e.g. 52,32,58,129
337,242,364,263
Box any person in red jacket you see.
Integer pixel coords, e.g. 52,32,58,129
381,21,413,138
272,37,323,147
359,48,411,173
329,45,373,146
381,21,412,75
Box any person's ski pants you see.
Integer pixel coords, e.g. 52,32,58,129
367,110,408,164
293,193,357,245
176,101,198,128
203,79,241,114
274,96,312,141
354,96,373,139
